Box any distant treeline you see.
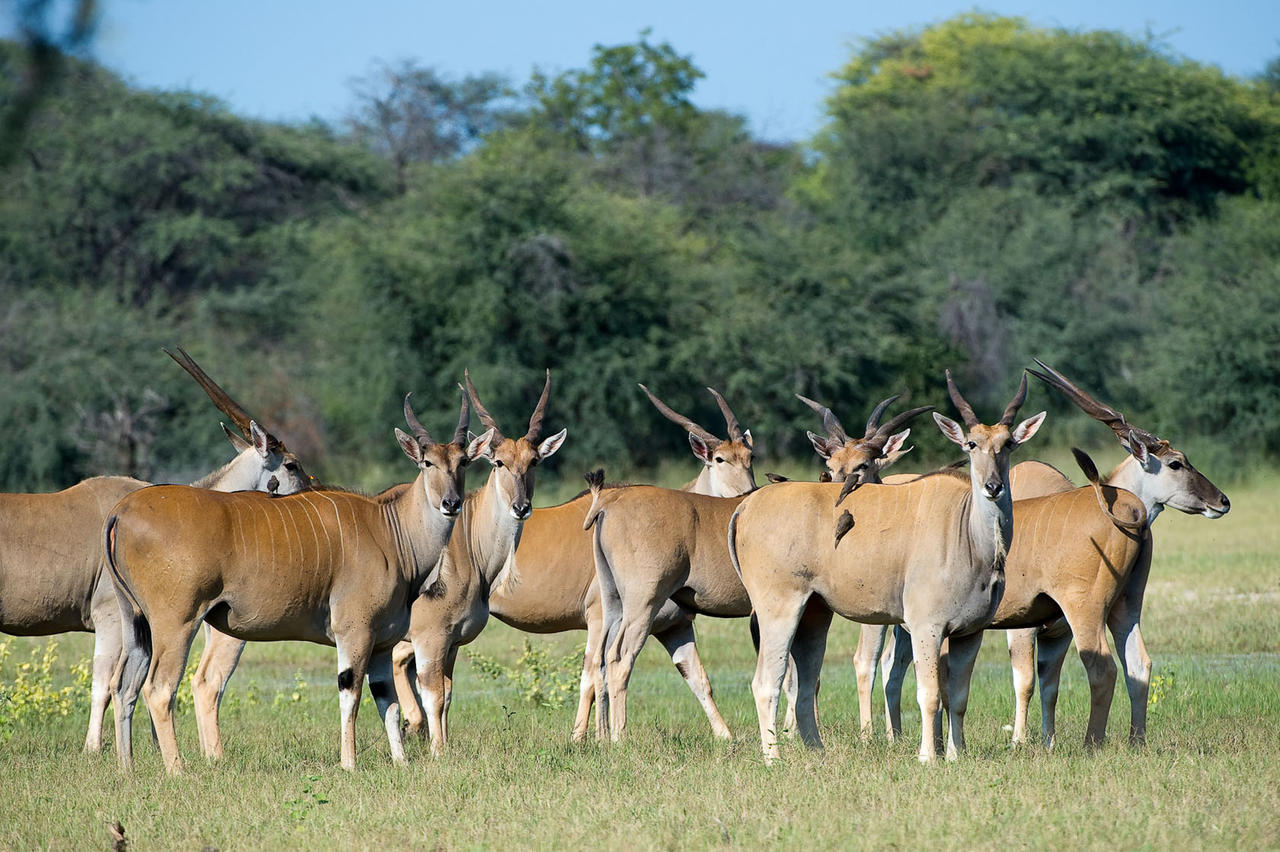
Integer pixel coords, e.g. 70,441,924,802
1,13,1277,491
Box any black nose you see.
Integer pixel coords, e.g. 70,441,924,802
442,496,462,514
513,501,532,520
1221,495,1231,510
984,481,1004,499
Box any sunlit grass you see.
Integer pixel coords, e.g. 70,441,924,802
1,466,1277,848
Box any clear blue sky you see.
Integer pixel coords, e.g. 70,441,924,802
5,0,1279,142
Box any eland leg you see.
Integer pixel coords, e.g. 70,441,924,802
1006,627,1037,746
85,586,124,753
1110,541,1154,746
1035,623,1074,748
1108,595,1152,746
139,617,201,775
1063,610,1117,749
367,649,407,766
440,645,460,744
192,624,247,760
943,629,987,760
906,624,945,764
109,592,151,772
755,613,805,739
790,600,834,750
335,637,373,771
573,604,605,742
882,624,914,742
854,623,887,741
654,611,732,740
603,596,668,742
390,640,425,737
412,639,450,757
750,594,809,763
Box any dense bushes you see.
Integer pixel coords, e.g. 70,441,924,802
1,16,1276,490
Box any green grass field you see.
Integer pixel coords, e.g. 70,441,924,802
1,466,1277,849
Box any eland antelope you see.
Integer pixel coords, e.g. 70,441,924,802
106,388,492,772
728,373,1045,763
874,360,1230,749
859,460,1084,740
776,393,937,738
586,396,935,742
392,384,759,743
0,347,311,754
387,370,566,756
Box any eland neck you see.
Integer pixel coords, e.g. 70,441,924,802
1105,455,1163,525
465,468,526,591
965,464,1015,571
190,448,264,492
385,473,458,588
682,466,717,496
683,464,754,498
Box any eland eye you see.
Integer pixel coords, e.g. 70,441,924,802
495,460,504,468
1167,460,1183,471
715,457,725,464
284,461,299,473
966,441,977,451
422,459,433,468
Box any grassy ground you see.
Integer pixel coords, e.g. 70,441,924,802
1,465,1277,849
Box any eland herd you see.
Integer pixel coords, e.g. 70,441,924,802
0,350,1230,771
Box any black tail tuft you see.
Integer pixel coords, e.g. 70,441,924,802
583,469,608,530
132,613,152,658
1071,447,1100,484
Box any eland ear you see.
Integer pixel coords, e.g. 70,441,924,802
806,431,833,460
250,421,280,459
688,432,713,463
882,429,911,457
876,444,913,471
1012,411,1047,446
222,422,251,453
395,427,424,465
742,429,753,449
538,428,567,460
1126,430,1153,468
933,412,967,447
467,427,496,461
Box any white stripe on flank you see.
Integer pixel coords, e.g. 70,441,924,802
297,494,324,568
285,501,304,562
231,502,248,559
317,491,347,566
253,499,266,569
267,498,288,572
248,500,261,568
300,495,326,570
345,499,361,563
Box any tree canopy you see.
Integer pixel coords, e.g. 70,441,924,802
1,16,1277,491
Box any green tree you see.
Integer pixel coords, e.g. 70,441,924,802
1137,197,1280,458
807,13,1280,250
346,60,515,192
